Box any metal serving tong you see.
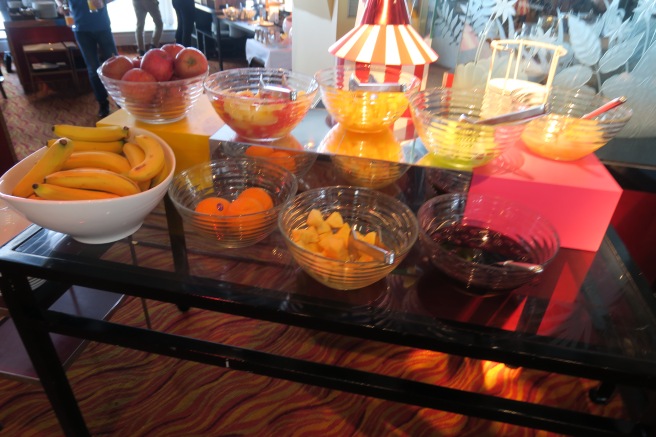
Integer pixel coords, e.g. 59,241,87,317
459,104,547,126
348,73,407,93
258,73,297,101
492,260,544,274
349,228,395,265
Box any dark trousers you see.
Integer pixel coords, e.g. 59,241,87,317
173,0,196,47
74,29,118,106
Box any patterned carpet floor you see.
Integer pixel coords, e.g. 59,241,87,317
0,295,628,437
0,50,632,437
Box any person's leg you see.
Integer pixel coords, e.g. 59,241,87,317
147,0,164,48
181,0,196,47
92,30,118,117
133,0,147,54
172,0,183,44
74,31,107,111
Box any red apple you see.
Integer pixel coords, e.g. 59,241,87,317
100,55,134,80
140,48,174,82
161,43,185,59
120,68,158,103
131,56,142,68
174,47,209,79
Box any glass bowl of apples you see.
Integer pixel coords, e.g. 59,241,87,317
98,44,209,124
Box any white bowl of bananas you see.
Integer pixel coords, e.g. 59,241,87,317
0,125,175,244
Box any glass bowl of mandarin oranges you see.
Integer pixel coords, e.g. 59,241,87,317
168,157,298,248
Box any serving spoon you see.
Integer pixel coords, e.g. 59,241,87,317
492,260,544,273
349,228,395,265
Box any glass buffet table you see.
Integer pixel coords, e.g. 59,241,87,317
0,157,655,436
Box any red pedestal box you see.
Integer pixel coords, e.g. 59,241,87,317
469,144,622,252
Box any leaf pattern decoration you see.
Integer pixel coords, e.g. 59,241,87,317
434,1,465,46
609,17,636,46
567,15,603,66
632,0,656,22
553,65,593,89
630,38,656,78
599,33,644,73
467,0,496,36
491,0,516,25
601,73,656,138
600,0,625,38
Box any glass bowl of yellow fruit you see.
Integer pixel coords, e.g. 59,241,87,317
315,66,421,133
407,87,528,170
168,157,298,248
320,124,410,189
520,87,633,161
204,68,319,141
278,186,418,290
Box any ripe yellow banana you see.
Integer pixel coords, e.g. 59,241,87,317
52,124,129,142
45,168,141,197
12,138,75,198
128,135,165,182
122,142,145,166
122,142,150,191
47,138,125,154
149,160,169,189
33,183,120,200
62,151,132,174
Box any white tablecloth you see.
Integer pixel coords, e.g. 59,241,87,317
245,38,292,70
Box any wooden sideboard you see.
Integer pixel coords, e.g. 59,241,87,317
3,17,88,93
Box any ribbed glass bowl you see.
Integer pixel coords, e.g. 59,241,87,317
204,68,318,141
408,87,527,170
98,68,207,124
221,141,317,179
320,124,409,188
278,186,419,290
520,87,633,161
315,66,421,133
331,156,410,189
417,193,560,292
168,157,298,248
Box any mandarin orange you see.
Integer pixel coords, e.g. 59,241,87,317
244,146,274,157
195,197,231,216
239,187,274,210
228,196,265,215
269,150,296,171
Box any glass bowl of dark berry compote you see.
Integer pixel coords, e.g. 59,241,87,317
417,193,560,293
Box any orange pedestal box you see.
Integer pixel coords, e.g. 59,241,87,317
98,98,223,174
469,144,622,252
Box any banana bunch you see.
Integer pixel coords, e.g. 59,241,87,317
13,124,169,201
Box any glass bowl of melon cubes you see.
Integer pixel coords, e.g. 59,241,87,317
278,186,418,290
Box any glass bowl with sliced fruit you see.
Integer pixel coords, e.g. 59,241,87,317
204,68,319,141
278,186,419,290
168,157,298,248
0,126,175,244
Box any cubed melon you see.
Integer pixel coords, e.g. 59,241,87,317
307,208,325,228
325,211,344,229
